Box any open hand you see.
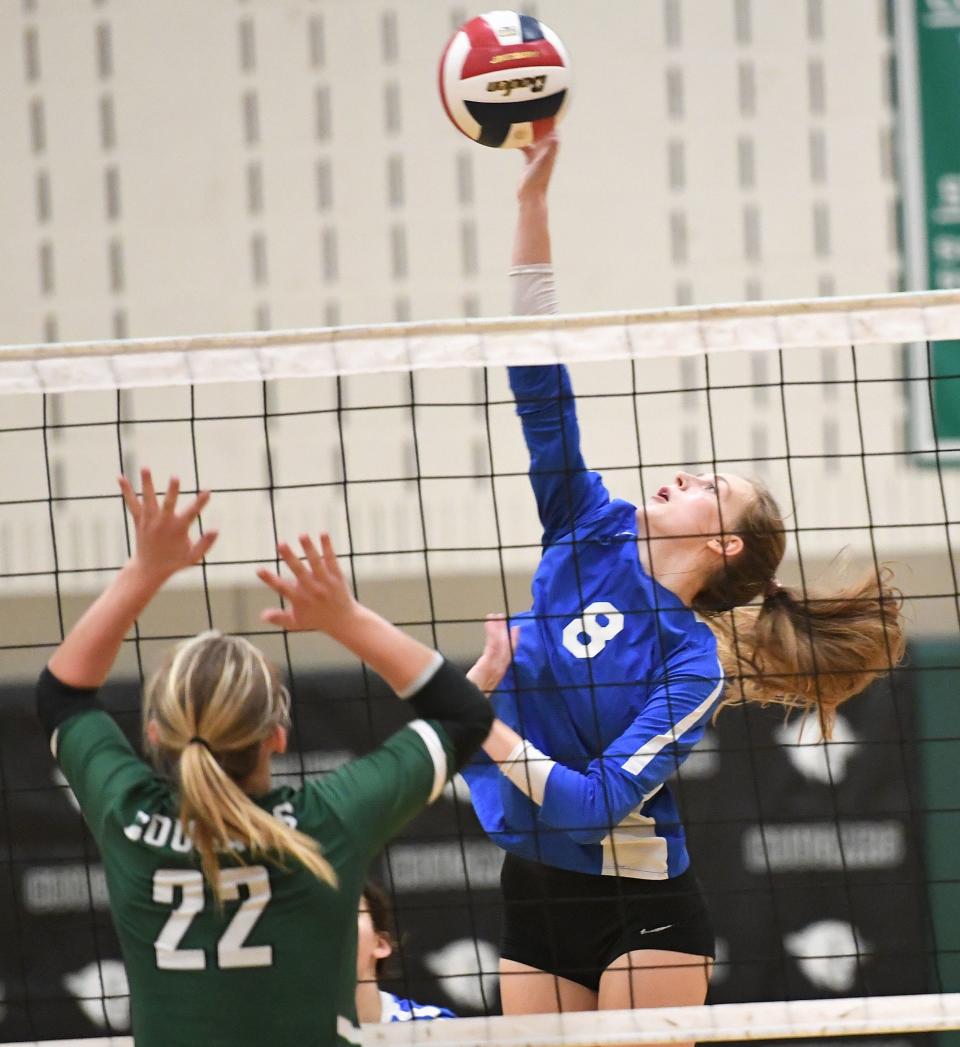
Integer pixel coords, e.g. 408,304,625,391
467,614,519,696
119,469,217,582
257,533,358,634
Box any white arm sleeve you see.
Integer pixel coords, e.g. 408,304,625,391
510,263,559,317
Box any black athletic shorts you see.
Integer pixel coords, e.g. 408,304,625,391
499,853,715,992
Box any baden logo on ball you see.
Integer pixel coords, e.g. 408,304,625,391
439,10,572,149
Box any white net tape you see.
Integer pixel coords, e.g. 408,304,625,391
17,994,960,1047
367,996,960,1045
2,289,960,394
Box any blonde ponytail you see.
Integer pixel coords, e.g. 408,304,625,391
144,631,337,901
710,569,905,738
691,478,905,738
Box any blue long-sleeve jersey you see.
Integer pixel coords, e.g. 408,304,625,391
462,363,724,880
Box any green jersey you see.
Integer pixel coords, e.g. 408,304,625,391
53,709,454,1047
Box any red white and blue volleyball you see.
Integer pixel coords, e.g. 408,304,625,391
439,11,572,149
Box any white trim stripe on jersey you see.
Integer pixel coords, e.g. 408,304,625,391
620,660,725,777
396,650,444,699
50,727,60,760
501,738,555,806
337,1015,363,1045
408,720,448,804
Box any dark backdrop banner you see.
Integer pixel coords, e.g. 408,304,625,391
0,657,929,1041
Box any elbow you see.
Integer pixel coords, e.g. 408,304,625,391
35,666,102,741
542,786,616,845
564,824,608,846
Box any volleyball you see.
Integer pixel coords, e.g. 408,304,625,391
438,11,571,149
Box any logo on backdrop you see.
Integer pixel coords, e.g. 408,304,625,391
774,712,858,785
741,820,905,874
676,727,720,779
63,959,130,1031
442,773,472,803
784,920,868,993
424,939,499,1012
711,938,730,985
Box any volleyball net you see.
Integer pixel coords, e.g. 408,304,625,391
1,290,959,1044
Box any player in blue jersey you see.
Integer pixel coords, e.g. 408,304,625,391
461,136,905,1026
355,881,457,1024
37,470,496,1047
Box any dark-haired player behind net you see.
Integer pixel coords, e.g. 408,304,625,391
356,879,457,1023
36,470,508,1047
460,135,905,1033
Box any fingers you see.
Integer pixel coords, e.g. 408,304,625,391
290,532,343,587
126,470,210,523
161,476,181,515
319,532,343,581
178,489,211,526
141,468,158,513
483,612,508,641
263,533,344,588
260,607,298,630
118,475,140,522
299,534,325,579
188,529,219,564
276,541,312,586
256,567,298,602
482,614,520,660
257,568,302,630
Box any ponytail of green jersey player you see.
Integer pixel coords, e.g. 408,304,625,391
38,469,498,1047
142,630,337,902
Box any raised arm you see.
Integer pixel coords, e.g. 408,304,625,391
257,535,493,773
509,136,608,542
38,470,217,756
512,133,556,268
258,534,495,859
47,471,217,689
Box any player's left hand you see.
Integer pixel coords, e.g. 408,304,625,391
467,614,519,696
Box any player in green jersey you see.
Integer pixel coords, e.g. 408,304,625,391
37,469,501,1047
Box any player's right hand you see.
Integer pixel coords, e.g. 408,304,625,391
518,132,559,203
